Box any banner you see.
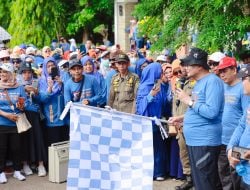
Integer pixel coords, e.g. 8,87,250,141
67,104,154,190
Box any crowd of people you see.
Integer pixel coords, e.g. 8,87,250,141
0,37,249,190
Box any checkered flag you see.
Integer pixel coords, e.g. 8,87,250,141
67,104,154,190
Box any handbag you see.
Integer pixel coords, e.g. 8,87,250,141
16,113,32,133
4,89,32,133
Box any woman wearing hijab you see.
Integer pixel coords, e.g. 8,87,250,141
136,62,169,181
38,57,67,152
18,62,47,177
81,56,106,107
0,63,27,183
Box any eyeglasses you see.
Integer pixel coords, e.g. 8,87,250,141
173,70,182,75
208,61,219,67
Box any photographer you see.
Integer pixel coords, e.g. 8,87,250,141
227,65,250,189
38,57,68,152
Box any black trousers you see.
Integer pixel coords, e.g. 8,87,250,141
218,144,241,190
187,145,222,190
0,132,22,172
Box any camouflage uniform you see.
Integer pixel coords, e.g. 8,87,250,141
108,72,139,113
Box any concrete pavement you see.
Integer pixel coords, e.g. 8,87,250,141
1,173,183,190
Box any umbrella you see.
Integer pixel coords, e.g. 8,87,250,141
0,26,11,41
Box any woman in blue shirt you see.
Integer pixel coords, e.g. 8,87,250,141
0,63,26,183
136,62,169,180
38,57,68,152
19,62,47,177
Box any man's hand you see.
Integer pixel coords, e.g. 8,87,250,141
244,150,250,160
82,99,89,105
168,116,184,126
175,88,192,105
228,149,240,168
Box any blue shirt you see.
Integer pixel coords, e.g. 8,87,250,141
222,82,249,145
64,74,102,106
183,73,224,146
0,86,27,127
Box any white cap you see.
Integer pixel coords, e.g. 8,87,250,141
208,52,226,62
0,63,14,72
26,47,36,55
0,50,10,59
58,60,69,67
156,55,167,62
101,51,110,58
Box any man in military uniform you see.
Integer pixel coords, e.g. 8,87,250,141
108,53,139,113
171,60,195,190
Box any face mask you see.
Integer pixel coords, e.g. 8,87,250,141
130,57,137,66
101,59,110,68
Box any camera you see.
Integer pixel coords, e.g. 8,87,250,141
232,146,250,161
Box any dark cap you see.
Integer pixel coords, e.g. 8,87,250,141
237,65,250,78
116,53,129,63
181,47,209,70
20,62,32,73
69,59,82,69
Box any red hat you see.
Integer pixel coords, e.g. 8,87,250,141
217,57,237,70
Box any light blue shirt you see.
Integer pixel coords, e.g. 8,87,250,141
222,81,249,145
183,73,224,146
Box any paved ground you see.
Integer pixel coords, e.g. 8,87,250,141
1,173,182,190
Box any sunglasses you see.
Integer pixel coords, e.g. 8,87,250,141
173,70,182,75
0,57,10,61
208,61,219,67
12,59,21,63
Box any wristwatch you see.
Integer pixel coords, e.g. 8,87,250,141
188,100,194,108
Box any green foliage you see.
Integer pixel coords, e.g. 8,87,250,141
66,0,114,36
8,0,65,48
134,0,250,54
0,0,12,29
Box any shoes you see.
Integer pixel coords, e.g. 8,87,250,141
38,165,46,177
0,172,7,184
13,171,26,181
23,164,33,176
175,175,193,190
155,176,165,181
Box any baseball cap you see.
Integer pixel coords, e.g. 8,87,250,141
20,62,32,73
156,55,167,62
69,59,82,69
237,65,250,78
217,57,237,70
0,63,14,72
208,52,226,62
181,47,209,69
116,53,129,63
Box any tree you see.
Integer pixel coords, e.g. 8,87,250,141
66,0,114,43
133,0,250,54
0,0,12,29
8,0,66,48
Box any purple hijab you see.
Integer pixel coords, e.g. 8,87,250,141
81,55,103,84
39,57,62,95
